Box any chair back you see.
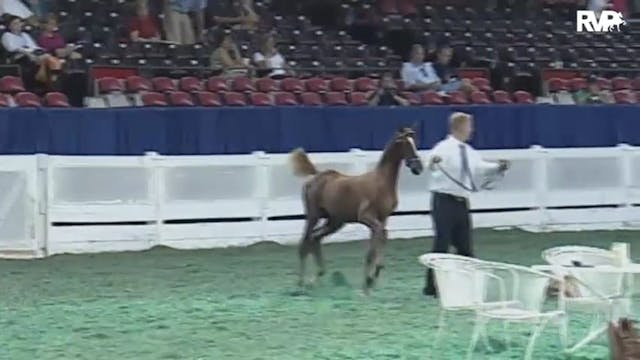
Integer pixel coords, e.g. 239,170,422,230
543,246,622,299
481,262,556,313
419,253,487,310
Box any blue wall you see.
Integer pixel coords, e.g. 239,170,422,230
0,105,638,155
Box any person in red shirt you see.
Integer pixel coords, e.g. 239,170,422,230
128,0,161,42
38,14,81,59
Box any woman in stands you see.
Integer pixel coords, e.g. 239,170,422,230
210,30,252,76
1,15,61,89
38,14,82,60
252,34,290,79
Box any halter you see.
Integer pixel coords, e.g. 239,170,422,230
435,163,506,192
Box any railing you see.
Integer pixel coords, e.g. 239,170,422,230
3,145,640,259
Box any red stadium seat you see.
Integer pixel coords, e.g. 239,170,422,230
231,77,255,92
401,91,420,105
613,90,635,104
300,92,323,105
151,77,176,92
15,92,41,107
280,78,305,93
596,77,612,90
548,78,569,92
326,91,348,105
305,77,328,92
179,76,203,92
223,92,247,106
421,91,444,105
349,92,369,106
492,90,512,104
206,77,229,92
44,92,70,107
126,76,152,92
471,78,491,92
274,92,298,105
168,91,194,106
612,76,632,91
0,75,25,93
447,91,468,104
195,91,222,106
97,77,124,93
353,77,377,92
255,78,279,92
569,77,587,92
470,91,491,104
0,94,10,107
250,92,272,106
141,92,167,106
329,77,352,92
633,78,640,91
514,90,534,104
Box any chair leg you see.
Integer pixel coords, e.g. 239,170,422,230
524,319,550,360
503,321,511,352
467,315,488,360
433,309,447,357
558,314,569,349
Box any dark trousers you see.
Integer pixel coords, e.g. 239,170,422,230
425,192,473,293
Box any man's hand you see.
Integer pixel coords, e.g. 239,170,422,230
498,159,510,171
429,155,442,170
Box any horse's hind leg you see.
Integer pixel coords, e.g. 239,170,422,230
298,215,318,287
309,218,344,281
358,212,386,294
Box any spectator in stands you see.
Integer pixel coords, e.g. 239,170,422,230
210,30,251,76
2,15,61,88
432,45,474,94
588,0,610,14
400,44,440,92
38,14,82,60
368,72,409,106
0,0,39,26
574,75,614,104
213,0,259,30
163,0,207,44
253,34,289,79
129,0,161,42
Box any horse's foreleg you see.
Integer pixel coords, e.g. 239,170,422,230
309,219,344,281
359,214,385,294
374,228,388,280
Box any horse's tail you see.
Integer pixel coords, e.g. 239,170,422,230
289,148,318,177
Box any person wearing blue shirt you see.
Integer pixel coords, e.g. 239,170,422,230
164,0,207,44
400,44,441,91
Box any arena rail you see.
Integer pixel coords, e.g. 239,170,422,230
3,144,640,259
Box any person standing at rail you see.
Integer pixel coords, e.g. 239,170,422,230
423,112,510,297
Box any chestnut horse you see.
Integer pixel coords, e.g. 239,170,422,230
289,127,424,294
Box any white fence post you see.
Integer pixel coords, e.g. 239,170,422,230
531,145,549,230
35,153,48,257
618,143,633,227
144,151,162,248
253,151,270,241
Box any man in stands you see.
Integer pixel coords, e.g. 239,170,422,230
574,75,614,104
368,72,409,106
164,0,207,44
129,0,161,42
432,45,475,94
400,44,441,92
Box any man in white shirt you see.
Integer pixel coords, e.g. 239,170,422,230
400,44,441,92
423,112,509,297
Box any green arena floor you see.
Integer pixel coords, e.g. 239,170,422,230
1,229,638,360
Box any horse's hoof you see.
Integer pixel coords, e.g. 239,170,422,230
365,276,375,288
374,265,385,278
317,270,326,277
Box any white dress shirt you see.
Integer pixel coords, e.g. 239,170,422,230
1,31,39,53
253,51,286,77
401,61,440,87
428,135,500,198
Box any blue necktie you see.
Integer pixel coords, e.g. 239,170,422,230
459,144,477,191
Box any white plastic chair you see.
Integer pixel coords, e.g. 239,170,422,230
541,246,627,353
418,254,512,356
467,262,566,360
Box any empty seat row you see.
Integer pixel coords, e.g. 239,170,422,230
548,77,640,92
139,91,373,107
0,92,70,107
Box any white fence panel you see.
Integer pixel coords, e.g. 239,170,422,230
3,144,640,257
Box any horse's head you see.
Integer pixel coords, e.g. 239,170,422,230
393,126,423,175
